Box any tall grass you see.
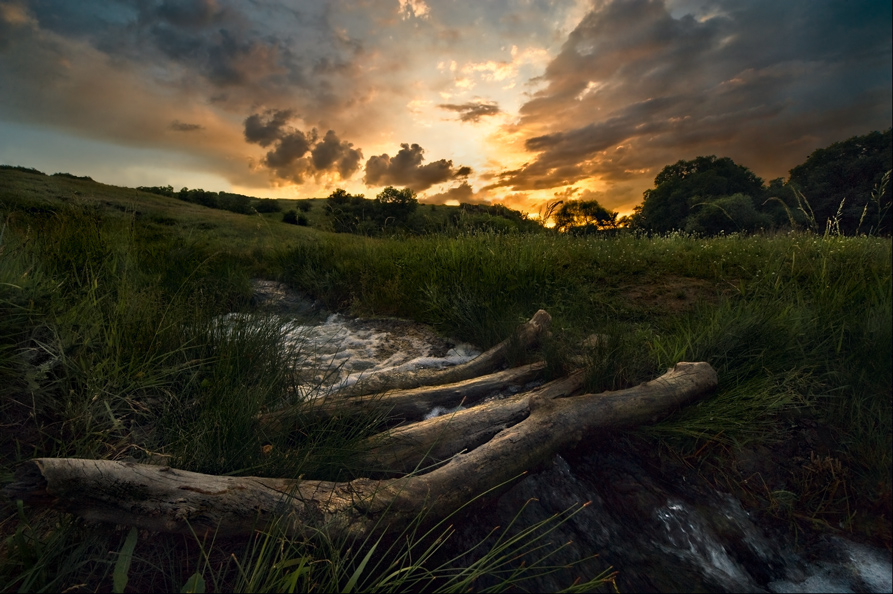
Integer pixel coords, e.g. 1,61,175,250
2,168,890,588
1,188,618,591
279,229,892,538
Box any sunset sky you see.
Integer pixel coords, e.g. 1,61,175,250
1,0,890,216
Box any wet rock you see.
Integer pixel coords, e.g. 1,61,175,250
444,439,893,593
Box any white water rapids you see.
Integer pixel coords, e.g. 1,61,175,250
281,313,480,398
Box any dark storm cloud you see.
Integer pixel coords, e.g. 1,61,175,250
169,120,204,132
262,130,312,170
495,0,892,192
311,130,364,179
364,143,470,192
244,109,294,147
243,110,362,184
438,100,501,123
15,0,353,109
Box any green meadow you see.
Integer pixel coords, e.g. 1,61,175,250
1,167,890,591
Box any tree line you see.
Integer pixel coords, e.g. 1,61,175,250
136,185,284,217
128,127,890,237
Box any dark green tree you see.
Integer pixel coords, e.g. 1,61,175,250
787,129,892,235
633,156,765,233
374,186,418,225
684,194,773,235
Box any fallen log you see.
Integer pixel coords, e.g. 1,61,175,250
324,309,552,398
360,369,586,475
4,362,717,541
258,361,548,434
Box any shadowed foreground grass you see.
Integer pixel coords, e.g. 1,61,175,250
0,168,890,591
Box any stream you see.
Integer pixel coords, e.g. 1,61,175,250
252,280,892,593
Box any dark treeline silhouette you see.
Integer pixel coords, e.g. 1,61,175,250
8,129,887,238
137,185,281,217
325,187,542,236
0,165,93,181
630,129,892,236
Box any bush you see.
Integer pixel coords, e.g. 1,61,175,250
52,172,94,181
138,185,175,197
282,210,298,225
1,164,46,175
252,198,282,213
684,194,773,234
217,193,252,215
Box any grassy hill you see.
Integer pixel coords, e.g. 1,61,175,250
1,166,890,591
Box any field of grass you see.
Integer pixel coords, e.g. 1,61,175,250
1,168,890,591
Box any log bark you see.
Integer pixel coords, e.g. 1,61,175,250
360,370,586,475
4,362,717,541
324,310,552,398
258,362,547,434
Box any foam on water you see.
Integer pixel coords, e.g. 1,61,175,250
650,497,893,594
767,537,893,594
653,498,759,591
281,313,481,397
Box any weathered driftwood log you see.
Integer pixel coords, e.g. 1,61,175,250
258,362,548,433
4,362,717,541
360,370,587,475
325,309,552,398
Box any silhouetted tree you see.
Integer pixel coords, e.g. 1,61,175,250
553,200,618,233
137,185,174,197
788,129,892,235
375,186,418,224
633,156,765,233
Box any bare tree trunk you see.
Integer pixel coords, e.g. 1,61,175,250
4,362,717,541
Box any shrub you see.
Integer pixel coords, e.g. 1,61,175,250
252,198,282,213
684,193,773,234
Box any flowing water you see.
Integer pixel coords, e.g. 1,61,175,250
253,280,893,593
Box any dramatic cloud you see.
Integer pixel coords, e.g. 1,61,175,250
424,181,476,204
364,143,470,192
311,129,365,179
438,100,501,123
493,0,892,198
0,0,888,205
244,109,294,147
243,110,362,183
